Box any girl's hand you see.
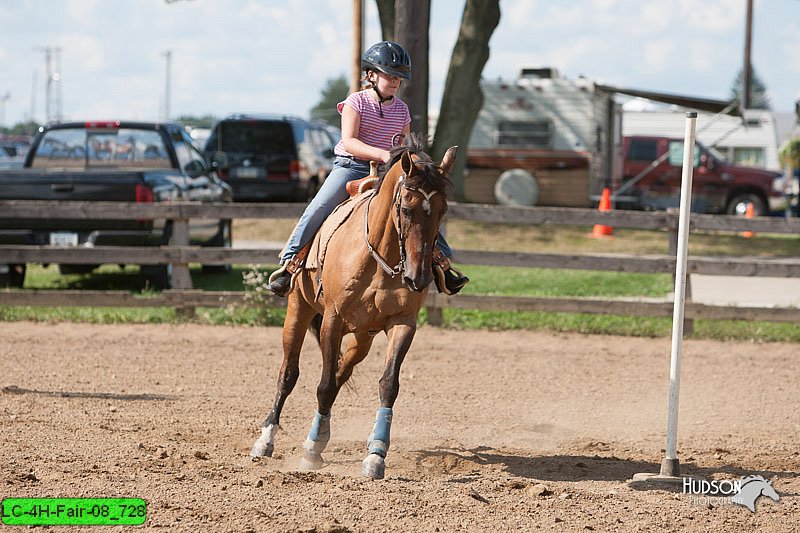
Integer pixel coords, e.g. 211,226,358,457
380,150,391,163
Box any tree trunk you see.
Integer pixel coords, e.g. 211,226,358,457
394,0,430,140
375,0,395,41
432,0,500,201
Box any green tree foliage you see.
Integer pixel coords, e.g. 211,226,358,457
779,137,800,168
174,114,218,128
0,121,41,136
310,76,349,126
730,66,771,110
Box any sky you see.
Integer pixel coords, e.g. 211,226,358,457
0,0,798,128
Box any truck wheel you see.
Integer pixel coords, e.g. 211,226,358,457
0,264,26,288
726,193,766,216
201,220,232,274
142,264,173,291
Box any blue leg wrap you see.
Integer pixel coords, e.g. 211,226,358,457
307,411,331,444
367,407,393,457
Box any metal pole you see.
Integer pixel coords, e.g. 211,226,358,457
351,0,363,94
742,0,753,109
660,111,697,477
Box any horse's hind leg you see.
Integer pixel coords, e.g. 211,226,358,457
250,294,317,458
336,331,376,388
362,321,416,479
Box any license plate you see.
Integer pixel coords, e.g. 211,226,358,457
50,232,79,247
233,167,263,178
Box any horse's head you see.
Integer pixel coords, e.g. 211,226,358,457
386,139,457,292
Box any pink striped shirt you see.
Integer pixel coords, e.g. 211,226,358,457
334,90,411,156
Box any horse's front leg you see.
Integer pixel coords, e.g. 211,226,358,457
362,321,416,479
299,311,345,471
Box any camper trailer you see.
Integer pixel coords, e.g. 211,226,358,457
464,69,621,207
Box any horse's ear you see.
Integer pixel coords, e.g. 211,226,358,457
439,146,459,175
401,151,415,177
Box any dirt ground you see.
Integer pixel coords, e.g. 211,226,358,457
1,321,798,532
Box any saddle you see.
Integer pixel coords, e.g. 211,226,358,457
344,161,380,197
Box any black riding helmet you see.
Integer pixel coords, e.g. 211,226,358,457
361,41,412,80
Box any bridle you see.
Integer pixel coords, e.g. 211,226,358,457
363,170,440,278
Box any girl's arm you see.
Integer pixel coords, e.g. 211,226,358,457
340,105,409,163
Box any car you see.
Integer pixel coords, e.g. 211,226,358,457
0,139,29,170
204,114,337,202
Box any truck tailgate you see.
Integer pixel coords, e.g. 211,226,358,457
0,169,151,232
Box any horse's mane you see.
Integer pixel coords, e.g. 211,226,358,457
379,133,451,195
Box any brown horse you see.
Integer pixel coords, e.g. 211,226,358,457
250,135,457,479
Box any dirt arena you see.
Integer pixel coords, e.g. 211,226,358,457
1,321,798,531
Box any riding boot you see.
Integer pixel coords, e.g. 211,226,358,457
432,247,469,295
267,242,312,297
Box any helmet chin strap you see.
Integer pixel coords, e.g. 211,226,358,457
370,72,394,118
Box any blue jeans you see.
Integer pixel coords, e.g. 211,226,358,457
280,156,453,262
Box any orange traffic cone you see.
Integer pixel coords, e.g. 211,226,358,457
740,202,755,238
590,187,614,238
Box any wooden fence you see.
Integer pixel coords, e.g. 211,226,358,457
2,200,800,326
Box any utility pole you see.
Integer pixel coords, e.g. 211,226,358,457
30,70,37,132
162,50,172,121
742,0,753,109
0,93,10,127
55,47,63,122
34,46,62,123
351,0,363,94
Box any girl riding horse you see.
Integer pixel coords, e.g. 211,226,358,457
267,40,468,297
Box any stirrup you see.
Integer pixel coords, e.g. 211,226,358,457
432,248,468,295
267,242,312,296
433,264,469,295
267,264,293,297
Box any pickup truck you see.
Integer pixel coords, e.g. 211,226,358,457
618,135,787,216
0,121,232,289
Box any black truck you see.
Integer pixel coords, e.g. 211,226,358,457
0,121,232,289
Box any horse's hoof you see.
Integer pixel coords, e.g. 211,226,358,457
362,453,385,479
298,450,324,471
249,441,274,458
250,424,278,458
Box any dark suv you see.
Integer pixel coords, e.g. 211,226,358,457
204,114,337,202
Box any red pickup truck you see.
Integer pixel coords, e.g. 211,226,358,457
618,135,787,216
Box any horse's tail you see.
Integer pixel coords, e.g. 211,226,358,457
307,313,358,394
308,313,324,346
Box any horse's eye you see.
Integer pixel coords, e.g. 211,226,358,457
402,207,411,217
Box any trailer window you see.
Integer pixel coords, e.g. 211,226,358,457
732,147,764,167
495,121,551,148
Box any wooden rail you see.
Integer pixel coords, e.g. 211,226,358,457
1,200,799,326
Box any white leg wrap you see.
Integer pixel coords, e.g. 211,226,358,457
250,424,279,457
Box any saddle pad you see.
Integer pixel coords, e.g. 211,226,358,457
305,190,373,271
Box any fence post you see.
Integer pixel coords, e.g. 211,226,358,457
168,217,195,318
426,293,444,326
